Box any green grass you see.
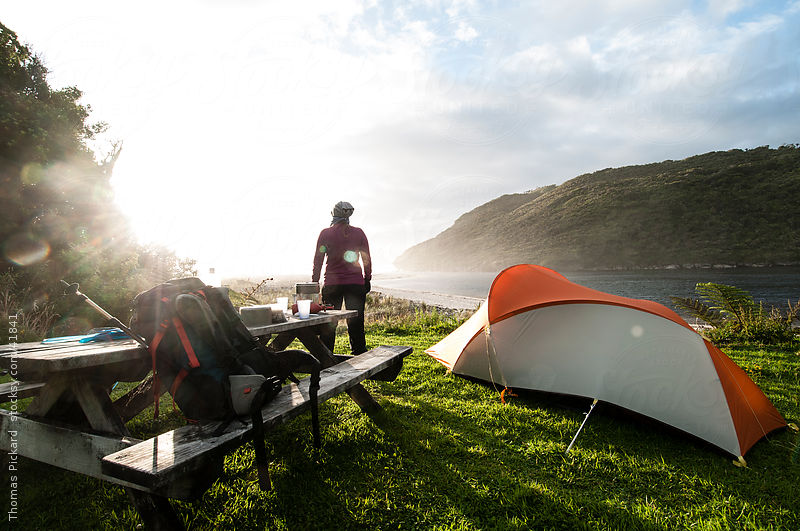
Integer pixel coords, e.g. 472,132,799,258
2,314,799,529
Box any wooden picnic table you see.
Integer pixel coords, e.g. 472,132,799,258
0,338,150,431
247,309,386,411
0,309,411,529
0,310,358,426
0,338,173,525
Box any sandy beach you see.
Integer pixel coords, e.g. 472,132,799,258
371,285,483,310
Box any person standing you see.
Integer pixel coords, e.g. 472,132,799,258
312,201,371,355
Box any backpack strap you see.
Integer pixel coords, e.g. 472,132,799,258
172,316,200,368
249,376,283,490
149,310,200,419
175,292,233,364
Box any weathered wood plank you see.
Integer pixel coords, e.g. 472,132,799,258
102,345,412,490
332,355,404,381
0,339,148,380
0,339,144,358
295,328,382,412
0,340,59,353
0,409,147,491
22,374,70,417
0,408,209,502
0,381,45,402
113,374,165,422
72,379,130,435
246,309,357,337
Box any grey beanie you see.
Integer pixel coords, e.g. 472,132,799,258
331,201,354,224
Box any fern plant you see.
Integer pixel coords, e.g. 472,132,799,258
669,295,725,328
671,282,797,344
695,282,758,327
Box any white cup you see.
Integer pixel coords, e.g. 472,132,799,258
277,296,289,310
297,299,312,319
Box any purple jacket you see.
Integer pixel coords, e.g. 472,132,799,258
312,224,372,285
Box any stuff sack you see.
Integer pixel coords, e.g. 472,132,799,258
131,277,293,421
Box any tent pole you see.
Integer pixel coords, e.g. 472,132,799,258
565,399,599,454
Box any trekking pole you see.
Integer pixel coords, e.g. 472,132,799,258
60,280,149,349
565,398,599,454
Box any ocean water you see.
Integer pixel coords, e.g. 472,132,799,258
373,266,800,313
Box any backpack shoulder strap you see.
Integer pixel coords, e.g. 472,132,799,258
174,293,228,352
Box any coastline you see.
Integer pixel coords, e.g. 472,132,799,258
370,286,718,332
229,277,720,331
225,277,485,312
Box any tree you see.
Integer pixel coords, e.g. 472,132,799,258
1,21,125,273
0,21,195,337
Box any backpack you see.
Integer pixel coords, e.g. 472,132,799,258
130,277,310,422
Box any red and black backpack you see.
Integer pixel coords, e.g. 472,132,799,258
130,278,288,421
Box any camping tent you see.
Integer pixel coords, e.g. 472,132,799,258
426,264,786,458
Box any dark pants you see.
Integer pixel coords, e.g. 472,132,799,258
320,284,367,355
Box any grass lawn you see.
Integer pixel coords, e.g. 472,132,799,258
2,316,799,529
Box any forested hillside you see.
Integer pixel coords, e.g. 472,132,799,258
396,146,800,271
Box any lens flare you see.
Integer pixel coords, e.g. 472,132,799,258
3,233,50,266
20,163,44,186
343,250,358,263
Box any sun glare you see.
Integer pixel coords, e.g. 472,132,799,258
109,141,346,277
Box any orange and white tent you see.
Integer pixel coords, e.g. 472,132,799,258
427,264,786,458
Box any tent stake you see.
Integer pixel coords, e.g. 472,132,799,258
566,399,598,454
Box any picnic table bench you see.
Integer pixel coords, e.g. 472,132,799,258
101,346,411,495
0,310,412,529
0,380,45,402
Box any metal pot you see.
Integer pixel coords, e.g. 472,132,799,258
294,282,320,303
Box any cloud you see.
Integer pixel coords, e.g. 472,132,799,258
3,0,799,275
327,2,799,243
455,20,478,42
707,0,754,19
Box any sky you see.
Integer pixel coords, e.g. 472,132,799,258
3,1,800,278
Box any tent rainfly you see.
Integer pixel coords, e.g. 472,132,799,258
426,264,786,459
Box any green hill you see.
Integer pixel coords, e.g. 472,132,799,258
395,146,800,271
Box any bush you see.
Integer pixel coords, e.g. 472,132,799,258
0,271,57,342
365,293,472,335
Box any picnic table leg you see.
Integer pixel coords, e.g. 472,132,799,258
23,375,70,417
113,373,167,422
294,329,381,414
250,394,272,491
69,379,184,530
266,331,298,351
269,330,379,413
127,490,185,530
72,378,130,435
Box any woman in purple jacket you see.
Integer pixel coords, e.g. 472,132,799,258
312,201,372,354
